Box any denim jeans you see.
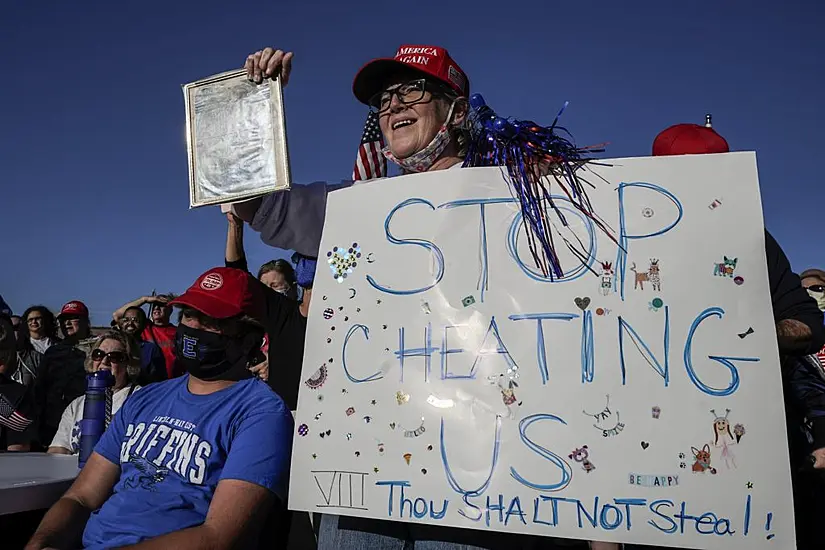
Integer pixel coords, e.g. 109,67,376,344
317,514,590,550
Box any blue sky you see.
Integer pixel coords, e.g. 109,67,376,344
1,0,823,324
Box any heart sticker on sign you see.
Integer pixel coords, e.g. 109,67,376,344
326,243,362,283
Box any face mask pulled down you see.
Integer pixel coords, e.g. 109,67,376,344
383,100,457,173
174,324,259,381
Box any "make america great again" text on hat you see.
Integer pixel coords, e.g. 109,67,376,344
353,44,469,105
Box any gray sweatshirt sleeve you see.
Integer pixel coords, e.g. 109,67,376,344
249,180,353,257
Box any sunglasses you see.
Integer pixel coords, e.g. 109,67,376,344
27,317,42,324
91,349,128,364
806,285,825,294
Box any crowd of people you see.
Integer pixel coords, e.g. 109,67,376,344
0,41,822,550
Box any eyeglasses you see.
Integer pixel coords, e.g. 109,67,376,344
91,349,128,364
369,79,434,114
27,317,42,324
806,285,825,294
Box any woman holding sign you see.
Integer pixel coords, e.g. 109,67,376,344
237,45,619,550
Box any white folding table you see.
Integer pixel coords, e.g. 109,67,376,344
0,453,79,515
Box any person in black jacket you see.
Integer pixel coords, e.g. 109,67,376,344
781,353,825,549
625,120,825,550
224,211,308,410
764,232,825,355
651,120,825,356
34,301,95,448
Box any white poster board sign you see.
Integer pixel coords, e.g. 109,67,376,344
289,154,795,549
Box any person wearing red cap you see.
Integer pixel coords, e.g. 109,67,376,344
27,267,294,550
227,44,471,260
652,118,824,357
32,300,96,447
57,300,91,340
651,120,730,158
650,119,825,550
224,42,618,550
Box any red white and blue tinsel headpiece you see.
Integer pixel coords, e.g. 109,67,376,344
462,94,615,279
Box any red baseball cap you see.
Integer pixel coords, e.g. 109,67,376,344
652,123,730,156
170,267,264,320
58,300,89,318
353,44,470,105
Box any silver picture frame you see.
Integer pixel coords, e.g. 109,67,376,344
183,69,290,208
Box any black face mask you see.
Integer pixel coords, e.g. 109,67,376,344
174,324,262,381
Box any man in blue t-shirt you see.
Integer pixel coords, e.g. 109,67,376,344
26,268,294,550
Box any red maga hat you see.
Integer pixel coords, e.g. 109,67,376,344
58,300,89,318
652,123,729,157
353,44,469,105
170,267,264,320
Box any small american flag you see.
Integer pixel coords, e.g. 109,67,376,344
352,110,387,182
0,393,32,432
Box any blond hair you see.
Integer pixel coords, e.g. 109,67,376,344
84,331,142,381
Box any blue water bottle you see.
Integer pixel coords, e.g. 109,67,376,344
78,370,115,468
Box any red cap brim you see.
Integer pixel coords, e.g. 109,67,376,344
353,58,430,105
169,292,241,320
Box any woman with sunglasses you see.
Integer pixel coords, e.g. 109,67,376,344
48,331,141,455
